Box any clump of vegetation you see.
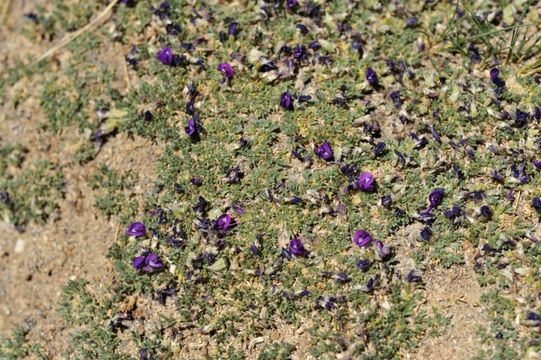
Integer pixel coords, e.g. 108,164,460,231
2,0,541,358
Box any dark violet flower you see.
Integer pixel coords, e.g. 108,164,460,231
478,205,493,221
428,188,445,208
215,214,232,232
309,40,321,51
139,348,150,360
533,107,541,120
381,195,392,209
365,67,378,86
250,243,261,256
185,118,198,137
190,177,203,186
217,63,235,80
405,269,422,283
406,17,418,27
431,125,442,143
334,272,351,284
132,255,146,269
389,90,402,108
468,43,481,63
420,226,431,241
156,47,173,65
285,0,298,10
126,222,147,237
356,172,375,191
280,91,294,110
192,196,209,214
298,95,312,102
360,276,377,293
492,169,504,182
259,62,278,72
374,240,391,259
353,230,372,247
0,191,10,205
340,163,357,178
219,31,228,42
24,12,39,23
356,259,371,271
292,44,307,60
296,23,309,35
533,160,541,169
373,142,386,157
314,141,334,161
228,21,239,37
125,46,138,68
532,197,541,214
490,68,505,87
133,251,163,273
166,23,182,36
515,109,529,127
289,238,307,256
288,196,303,204
155,286,177,305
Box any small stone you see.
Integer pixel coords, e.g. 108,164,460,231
14,239,25,254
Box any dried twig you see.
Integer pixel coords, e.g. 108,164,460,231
32,0,119,65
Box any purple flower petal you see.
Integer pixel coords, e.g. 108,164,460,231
185,118,197,137
217,63,235,80
132,255,146,270
365,67,378,86
428,188,444,208
156,47,173,65
215,214,232,232
280,91,294,110
374,239,391,259
145,253,163,270
314,141,333,161
356,172,375,191
289,238,306,257
126,222,147,237
353,230,372,247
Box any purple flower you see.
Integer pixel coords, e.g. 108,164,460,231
381,195,392,209
296,23,309,35
533,160,541,169
428,188,445,208
132,255,146,269
356,172,375,191
228,21,239,37
490,68,505,87
374,240,391,259
156,47,173,65
289,238,306,256
356,259,371,271
126,222,147,237
285,0,298,10
406,17,418,27
217,63,235,80
133,251,163,273
280,91,294,110
215,214,232,232
532,198,541,213
365,67,378,86
479,205,492,220
292,44,307,60
389,90,402,108
420,226,431,241
353,230,372,247
185,118,198,137
314,141,334,161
